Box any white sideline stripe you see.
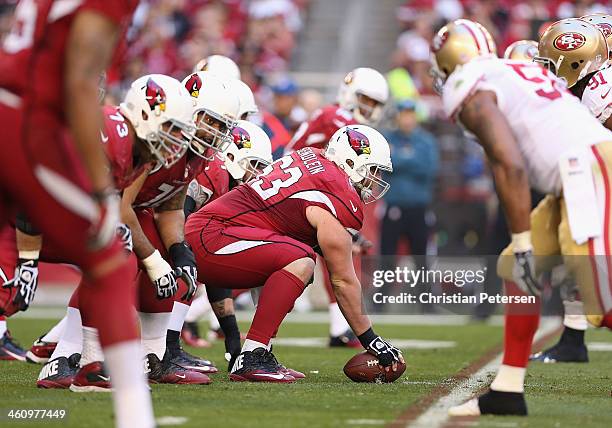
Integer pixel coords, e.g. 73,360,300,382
156,416,188,426
273,337,455,350
406,318,561,428
214,240,272,255
588,342,612,351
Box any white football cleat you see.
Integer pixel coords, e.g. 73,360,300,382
448,398,481,416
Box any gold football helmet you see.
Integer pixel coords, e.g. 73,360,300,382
535,18,608,88
504,40,539,61
431,19,497,87
581,13,612,59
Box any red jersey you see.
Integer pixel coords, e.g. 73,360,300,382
134,154,207,210
191,147,363,248
284,105,358,153
100,105,151,190
0,0,137,117
194,154,230,205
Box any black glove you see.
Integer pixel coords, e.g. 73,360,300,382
169,242,198,301
358,328,403,367
3,258,39,311
512,250,541,296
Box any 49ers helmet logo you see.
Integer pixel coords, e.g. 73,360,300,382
346,128,371,155
595,23,612,38
553,32,586,51
144,78,166,112
232,127,252,149
185,73,203,98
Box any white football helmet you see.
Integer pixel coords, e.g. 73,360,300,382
223,120,272,182
194,54,241,80
337,68,389,125
324,125,392,204
182,71,240,160
119,74,194,169
230,79,259,119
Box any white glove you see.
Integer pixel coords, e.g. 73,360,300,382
511,231,541,296
142,250,178,299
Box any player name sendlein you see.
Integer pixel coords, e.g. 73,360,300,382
372,292,536,305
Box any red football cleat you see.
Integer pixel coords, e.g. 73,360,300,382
26,337,57,364
145,353,211,385
329,329,362,349
70,361,112,392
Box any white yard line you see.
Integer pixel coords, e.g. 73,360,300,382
406,318,560,428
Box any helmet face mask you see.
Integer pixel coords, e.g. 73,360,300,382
337,68,389,125
354,164,391,204
143,119,193,169
192,109,236,160
238,157,271,182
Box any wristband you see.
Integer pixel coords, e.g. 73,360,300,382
511,231,532,253
18,250,40,261
142,250,171,279
357,327,377,349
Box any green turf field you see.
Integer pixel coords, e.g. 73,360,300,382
0,318,610,428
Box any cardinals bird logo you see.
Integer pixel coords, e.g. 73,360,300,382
145,78,167,112
232,127,252,149
346,128,371,155
185,73,203,98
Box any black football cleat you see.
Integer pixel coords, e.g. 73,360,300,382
0,331,27,361
36,353,81,389
329,329,361,349
530,327,589,363
229,348,295,383
268,346,305,379
449,389,528,416
145,353,211,385
166,346,217,374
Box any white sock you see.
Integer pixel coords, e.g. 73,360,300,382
104,341,155,428
139,312,171,360
563,300,588,330
490,364,526,393
242,339,267,353
80,327,104,366
329,302,350,336
49,307,83,360
185,295,210,323
168,301,190,332
41,315,67,343
209,310,221,331
0,319,6,337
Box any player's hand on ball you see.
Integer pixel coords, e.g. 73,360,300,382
365,335,403,371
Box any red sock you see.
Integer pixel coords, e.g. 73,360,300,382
79,253,139,347
502,281,540,368
602,310,612,330
247,269,305,345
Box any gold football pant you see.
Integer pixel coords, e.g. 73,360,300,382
497,142,612,327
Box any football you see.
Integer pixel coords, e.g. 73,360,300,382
343,352,406,383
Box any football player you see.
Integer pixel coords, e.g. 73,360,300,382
182,121,273,354
10,74,196,388
428,19,612,417
503,40,539,61
128,71,240,384
193,54,241,80
0,1,154,426
283,68,389,348
184,125,403,382
528,18,612,363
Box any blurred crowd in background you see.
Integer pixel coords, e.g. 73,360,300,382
0,1,610,313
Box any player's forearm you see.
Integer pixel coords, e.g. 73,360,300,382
121,207,155,259
65,12,119,193
332,278,372,336
155,209,186,250
491,163,531,233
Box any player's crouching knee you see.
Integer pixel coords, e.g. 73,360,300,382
283,257,316,284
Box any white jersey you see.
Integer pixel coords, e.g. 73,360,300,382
443,57,612,195
581,65,612,125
